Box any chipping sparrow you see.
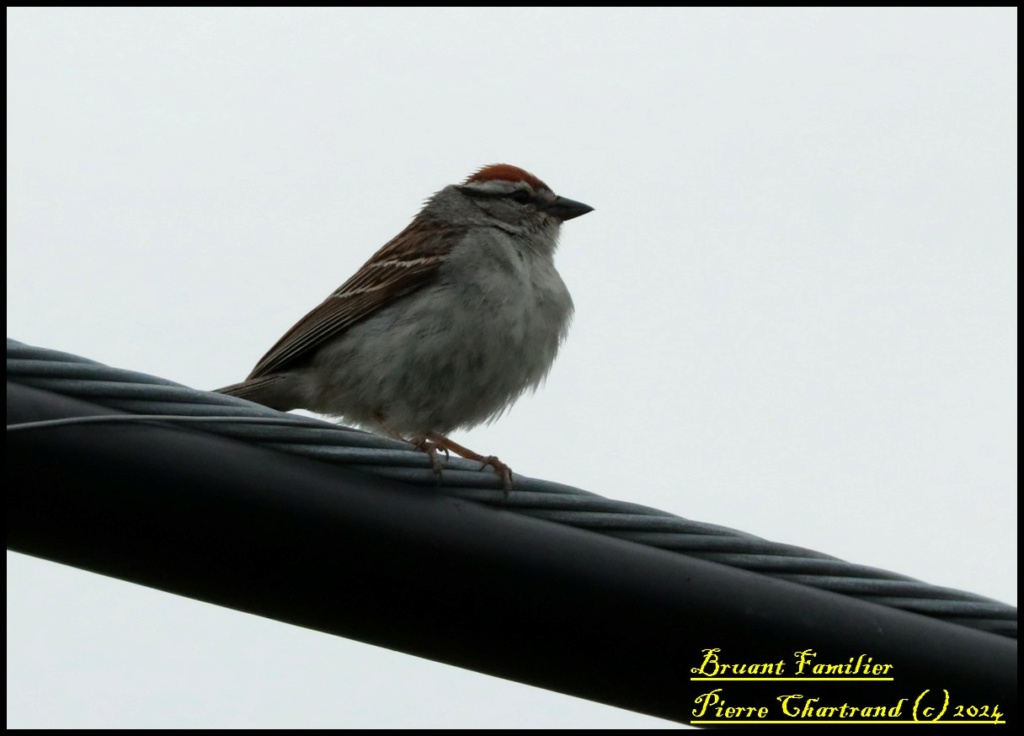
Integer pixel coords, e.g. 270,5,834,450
218,164,592,486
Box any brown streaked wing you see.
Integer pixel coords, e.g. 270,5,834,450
246,219,465,380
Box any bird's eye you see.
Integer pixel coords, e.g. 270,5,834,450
509,190,532,205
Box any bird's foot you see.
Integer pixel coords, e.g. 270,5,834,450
410,436,449,483
427,433,513,490
376,412,449,484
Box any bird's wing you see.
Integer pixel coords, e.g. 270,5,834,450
247,218,465,380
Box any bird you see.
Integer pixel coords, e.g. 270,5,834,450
217,164,592,486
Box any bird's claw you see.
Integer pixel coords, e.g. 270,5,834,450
477,455,513,491
411,437,446,483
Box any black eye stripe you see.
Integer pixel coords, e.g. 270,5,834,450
458,185,537,204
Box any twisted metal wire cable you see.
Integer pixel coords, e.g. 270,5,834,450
7,338,1016,639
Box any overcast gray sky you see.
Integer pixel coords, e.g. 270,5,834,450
7,7,1017,729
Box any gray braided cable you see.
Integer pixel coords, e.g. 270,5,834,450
6,338,1016,639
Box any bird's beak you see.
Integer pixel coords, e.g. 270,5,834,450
545,196,594,221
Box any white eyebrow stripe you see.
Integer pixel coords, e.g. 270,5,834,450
462,180,524,194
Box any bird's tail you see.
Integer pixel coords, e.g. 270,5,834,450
215,375,295,411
